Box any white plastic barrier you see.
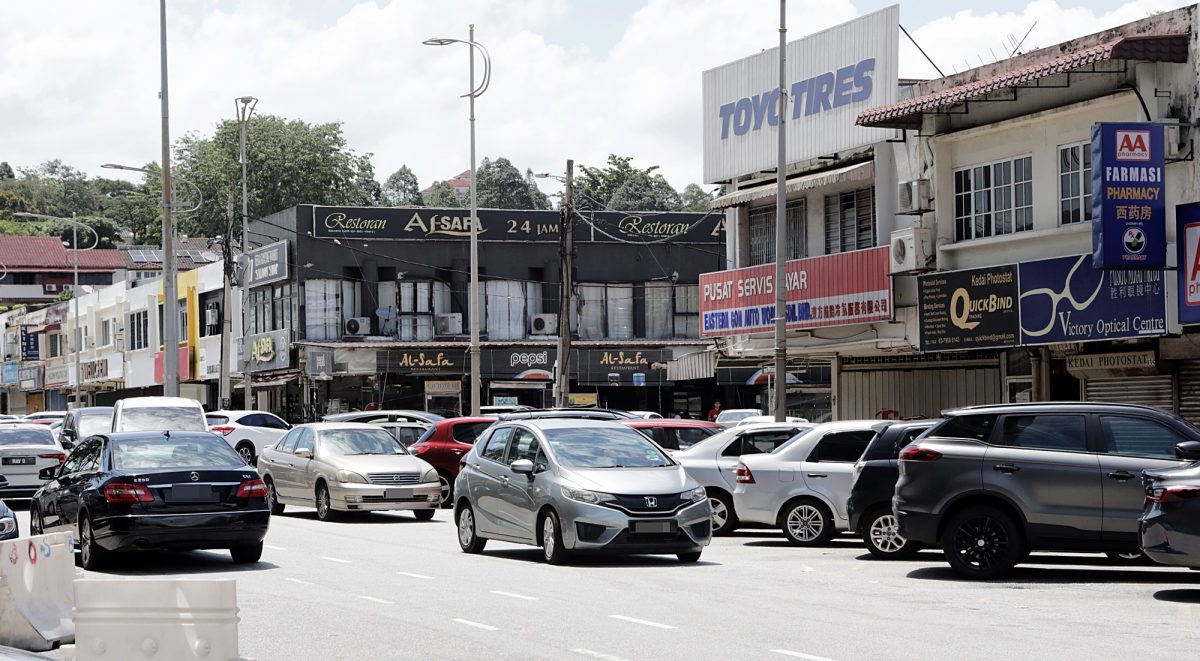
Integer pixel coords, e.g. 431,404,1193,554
0,532,78,651
67,578,251,661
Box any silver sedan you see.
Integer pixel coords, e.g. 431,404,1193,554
454,419,711,564
257,423,441,521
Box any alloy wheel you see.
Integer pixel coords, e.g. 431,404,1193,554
317,486,330,519
543,515,556,560
709,497,729,531
439,475,452,506
80,519,92,567
786,504,824,542
869,514,906,553
458,509,475,547
952,515,1009,569
30,506,43,535
237,445,255,465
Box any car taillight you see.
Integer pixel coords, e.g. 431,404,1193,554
236,478,268,499
211,426,236,436
735,465,755,484
1147,485,1200,504
899,446,942,462
104,483,154,503
38,453,67,466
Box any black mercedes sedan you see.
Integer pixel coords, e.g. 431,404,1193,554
1140,444,1200,568
29,431,270,570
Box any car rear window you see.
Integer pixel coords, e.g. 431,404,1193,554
79,413,114,438
862,425,932,461
0,428,55,446
119,407,208,432
112,436,243,469
808,431,876,463
676,427,716,450
452,421,494,444
931,414,997,442
206,415,231,425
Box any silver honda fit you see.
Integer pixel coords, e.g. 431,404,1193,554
454,418,712,564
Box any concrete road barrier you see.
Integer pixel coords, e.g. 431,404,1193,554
0,532,77,652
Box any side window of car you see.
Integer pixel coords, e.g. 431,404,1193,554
509,430,540,465
453,422,492,444
676,428,715,451
276,429,299,452
745,432,797,454
808,431,875,463
60,445,87,475
997,415,1087,452
237,414,264,427
84,440,103,472
720,437,745,457
294,429,315,453
654,428,678,451
67,440,100,474
481,427,514,463
933,414,997,442
1099,415,1188,459
260,414,290,430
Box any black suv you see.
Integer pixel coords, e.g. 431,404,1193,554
847,420,935,559
894,402,1200,579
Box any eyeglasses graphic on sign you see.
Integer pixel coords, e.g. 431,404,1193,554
1019,255,1104,338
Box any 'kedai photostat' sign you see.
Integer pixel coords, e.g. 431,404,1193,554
1091,122,1166,268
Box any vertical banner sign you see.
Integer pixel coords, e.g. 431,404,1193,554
1178,202,1200,325
1091,122,1166,268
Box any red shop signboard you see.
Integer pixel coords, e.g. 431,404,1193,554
154,347,192,382
699,246,891,338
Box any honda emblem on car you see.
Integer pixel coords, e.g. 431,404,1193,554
190,472,200,482
645,496,657,508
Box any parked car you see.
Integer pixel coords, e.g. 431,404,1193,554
673,422,814,535
627,411,664,419
454,419,712,564
28,430,270,569
59,406,115,451
479,405,533,415
257,423,441,521
1139,444,1200,568
0,477,16,541
714,409,761,427
735,415,811,426
206,410,292,466
895,402,1200,579
372,421,432,448
20,411,67,426
0,424,67,500
111,397,208,433
734,420,888,546
496,408,638,421
0,414,21,422
620,419,724,452
408,417,497,506
846,420,936,559
323,410,445,425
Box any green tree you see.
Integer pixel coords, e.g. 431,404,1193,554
608,171,681,212
0,160,104,219
423,181,463,207
381,165,422,206
574,155,681,211
679,183,713,212
0,162,14,179
474,157,550,210
96,171,161,245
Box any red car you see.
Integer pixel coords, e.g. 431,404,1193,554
408,417,496,507
621,419,723,451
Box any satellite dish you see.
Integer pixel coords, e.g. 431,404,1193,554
199,250,219,262
376,307,395,321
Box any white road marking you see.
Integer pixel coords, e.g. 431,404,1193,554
359,596,395,605
608,615,676,630
490,590,537,601
770,650,838,661
453,618,499,631
320,556,351,564
264,544,286,551
800,564,816,573
285,578,312,586
397,571,433,579
571,649,629,661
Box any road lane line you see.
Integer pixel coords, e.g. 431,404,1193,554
770,650,837,661
608,615,676,630
571,649,628,661
453,618,499,631
397,571,433,579
800,564,816,573
359,596,395,605
264,544,286,551
285,578,312,586
320,556,352,564
490,590,537,601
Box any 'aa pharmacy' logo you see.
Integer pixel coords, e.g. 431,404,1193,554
1115,130,1151,161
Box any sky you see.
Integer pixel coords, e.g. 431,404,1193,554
0,0,1192,199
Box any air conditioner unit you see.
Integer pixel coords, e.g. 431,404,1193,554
205,308,219,327
530,313,558,335
434,313,463,336
890,227,934,274
1166,123,1184,160
897,179,932,215
44,284,59,293
344,317,371,336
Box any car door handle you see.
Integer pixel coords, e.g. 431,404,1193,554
807,473,827,478
1107,470,1135,481
993,463,1020,474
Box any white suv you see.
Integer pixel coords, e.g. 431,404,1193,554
206,410,291,466
111,397,209,433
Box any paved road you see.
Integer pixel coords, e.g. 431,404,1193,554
12,505,1200,660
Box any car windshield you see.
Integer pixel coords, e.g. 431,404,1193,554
119,407,207,432
543,426,673,468
112,436,243,469
321,429,408,456
716,411,756,423
79,413,114,438
0,429,55,446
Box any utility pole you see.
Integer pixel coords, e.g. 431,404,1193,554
218,231,233,409
555,160,574,408
236,97,257,410
772,0,788,422
159,0,180,397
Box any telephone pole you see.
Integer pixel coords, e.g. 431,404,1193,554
555,160,574,408
772,0,788,421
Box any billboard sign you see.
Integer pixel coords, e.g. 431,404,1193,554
1178,202,1200,325
1091,122,1166,268
245,240,290,288
20,326,39,361
919,265,1020,352
699,247,891,337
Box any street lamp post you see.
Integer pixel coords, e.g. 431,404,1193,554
14,213,99,409
423,26,492,417
236,96,258,410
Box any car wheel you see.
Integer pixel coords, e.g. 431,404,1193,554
456,504,487,554
29,504,44,535
78,515,110,571
414,508,436,521
1105,551,1153,565
780,499,835,546
942,506,1025,580
863,509,920,560
708,491,739,536
540,510,570,565
315,483,338,522
677,551,702,563
230,541,263,564
265,478,285,515
437,472,454,509
235,442,256,467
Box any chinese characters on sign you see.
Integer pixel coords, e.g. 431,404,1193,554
1091,122,1166,268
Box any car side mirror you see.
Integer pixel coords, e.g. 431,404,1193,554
60,439,75,451
294,448,313,459
510,459,535,477
38,466,57,481
1175,441,1200,461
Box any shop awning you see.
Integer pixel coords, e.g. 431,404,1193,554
667,350,718,381
236,372,299,389
710,161,874,209
857,33,1190,129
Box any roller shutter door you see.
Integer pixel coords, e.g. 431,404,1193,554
1176,361,1200,426
1084,375,1175,413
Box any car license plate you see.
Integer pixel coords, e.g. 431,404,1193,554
386,488,413,500
170,484,214,502
1,457,35,466
631,520,674,534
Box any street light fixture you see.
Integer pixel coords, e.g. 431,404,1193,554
423,26,492,416
235,95,258,410
14,212,100,409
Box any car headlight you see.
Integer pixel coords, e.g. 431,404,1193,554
421,468,438,484
0,517,15,536
561,486,615,504
684,486,706,503
336,470,368,484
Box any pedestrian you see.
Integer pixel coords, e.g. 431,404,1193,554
707,400,722,422
672,411,683,419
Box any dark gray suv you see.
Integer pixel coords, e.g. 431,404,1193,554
894,402,1200,579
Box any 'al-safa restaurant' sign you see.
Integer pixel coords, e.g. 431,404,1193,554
918,265,1019,352
377,348,463,375
577,349,671,386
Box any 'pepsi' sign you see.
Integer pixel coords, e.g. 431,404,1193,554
1091,122,1166,269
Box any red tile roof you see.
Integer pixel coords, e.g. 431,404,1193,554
0,236,125,271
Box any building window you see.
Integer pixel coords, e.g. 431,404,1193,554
954,156,1033,241
304,279,361,341
156,300,187,347
48,333,61,358
577,283,634,340
99,318,113,347
748,199,806,265
128,310,150,351
395,280,451,341
1059,143,1093,225
200,303,220,338
823,188,875,254
249,285,292,335
645,283,701,339
485,280,542,341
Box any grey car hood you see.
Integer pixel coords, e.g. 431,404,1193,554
323,454,432,474
561,466,695,495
